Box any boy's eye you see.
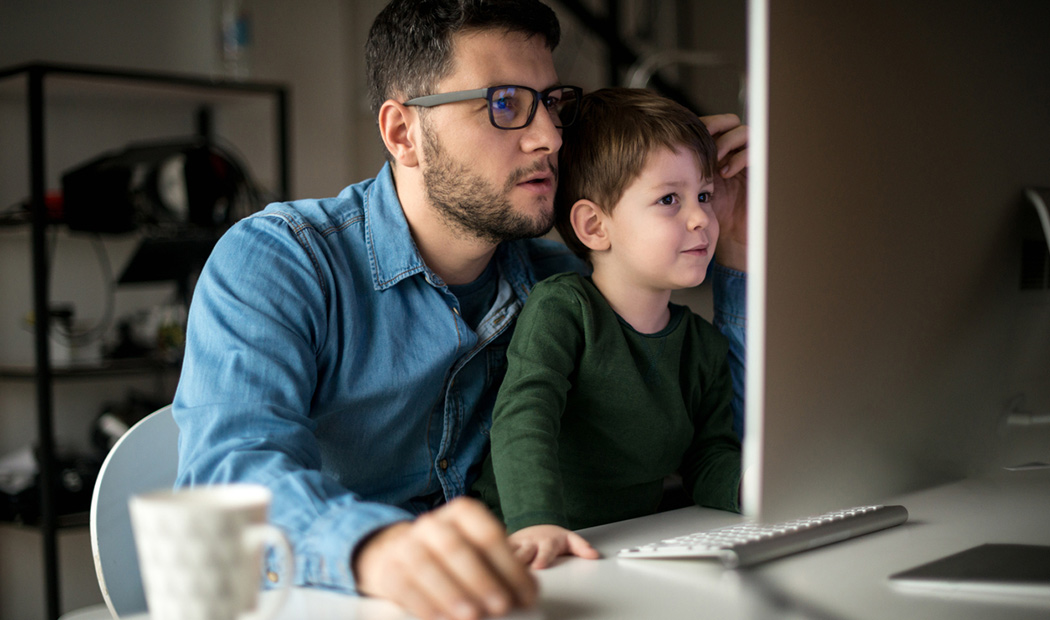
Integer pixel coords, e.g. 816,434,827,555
698,191,713,203
658,194,679,206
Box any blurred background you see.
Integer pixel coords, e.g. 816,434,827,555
0,1,746,618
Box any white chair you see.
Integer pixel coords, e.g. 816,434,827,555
88,404,179,619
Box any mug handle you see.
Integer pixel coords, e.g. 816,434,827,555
241,524,294,620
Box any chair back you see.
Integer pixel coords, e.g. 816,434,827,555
89,404,179,618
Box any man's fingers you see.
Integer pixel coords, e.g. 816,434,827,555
715,125,749,177
355,522,475,620
719,150,749,179
394,579,445,620
416,510,515,618
353,500,538,620
700,114,749,178
402,545,478,620
700,113,741,137
441,499,539,608
713,122,748,155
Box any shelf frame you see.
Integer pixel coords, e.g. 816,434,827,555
0,61,290,620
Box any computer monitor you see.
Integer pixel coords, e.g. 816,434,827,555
742,0,1050,522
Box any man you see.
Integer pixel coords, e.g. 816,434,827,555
173,1,747,619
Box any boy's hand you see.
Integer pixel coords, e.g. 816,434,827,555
701,114,749,272
508,524,601,570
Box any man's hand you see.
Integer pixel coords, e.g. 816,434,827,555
508,524,600,570
701,114,749,272
353,497,538,620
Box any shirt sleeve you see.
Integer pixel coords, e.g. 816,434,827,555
488,281,584,532
172,216,412,594
711,263,747,439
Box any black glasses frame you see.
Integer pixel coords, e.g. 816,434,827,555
404,84,582,130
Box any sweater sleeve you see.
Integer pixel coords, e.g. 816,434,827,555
679,320,743,513
488,279,585,532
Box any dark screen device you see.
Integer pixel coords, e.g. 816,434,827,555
890,544,1050,598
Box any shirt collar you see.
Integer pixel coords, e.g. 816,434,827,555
361,163,429,291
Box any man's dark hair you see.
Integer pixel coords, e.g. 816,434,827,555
366,0,561,121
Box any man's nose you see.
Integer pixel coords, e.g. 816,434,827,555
520,105,563,154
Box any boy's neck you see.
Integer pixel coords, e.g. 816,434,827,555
590,267,673,334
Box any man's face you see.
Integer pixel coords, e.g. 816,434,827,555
418,30,563,244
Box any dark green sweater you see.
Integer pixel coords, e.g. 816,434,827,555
473,272,741,532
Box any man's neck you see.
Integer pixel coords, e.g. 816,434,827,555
419,233,499,286
393,166,499,286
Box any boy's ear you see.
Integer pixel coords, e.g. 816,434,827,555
570,199,611,252
378,100,420,168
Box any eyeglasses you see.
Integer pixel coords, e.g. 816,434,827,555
404,84,582,130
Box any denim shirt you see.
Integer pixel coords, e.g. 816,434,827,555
711,263,747,438
173,163,747,594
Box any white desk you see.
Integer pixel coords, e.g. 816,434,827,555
129,468,1050,619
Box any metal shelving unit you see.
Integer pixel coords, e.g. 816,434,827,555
0,62,289,620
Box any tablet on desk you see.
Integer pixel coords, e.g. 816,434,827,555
889,544,1050,599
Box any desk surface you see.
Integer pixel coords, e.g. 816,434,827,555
129,468,1050,620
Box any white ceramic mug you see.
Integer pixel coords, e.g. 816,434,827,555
129,484,294,620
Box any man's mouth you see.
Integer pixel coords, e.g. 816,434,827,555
514,160,558,188
520,174,552,186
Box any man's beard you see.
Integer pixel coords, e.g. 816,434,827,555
421,123,556,245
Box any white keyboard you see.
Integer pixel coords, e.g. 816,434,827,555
618,504,908,568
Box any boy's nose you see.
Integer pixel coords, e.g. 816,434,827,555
688,201,711,229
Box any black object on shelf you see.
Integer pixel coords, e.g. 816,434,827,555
119,232,222,307
0,452,101,527
62,137,255,234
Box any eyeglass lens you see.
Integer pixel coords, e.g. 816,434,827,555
490,86,578,129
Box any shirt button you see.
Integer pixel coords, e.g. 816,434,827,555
452,307,460,316
439,459,449,470
267,571,279,583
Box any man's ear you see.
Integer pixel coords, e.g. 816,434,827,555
570,199,611,252
378,100,420,167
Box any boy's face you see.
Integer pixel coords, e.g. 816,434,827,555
600,146,719,292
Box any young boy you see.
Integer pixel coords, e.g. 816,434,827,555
472,88,742,569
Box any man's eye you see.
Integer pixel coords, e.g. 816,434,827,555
698,191,713,203
493,97,511,111
541,94,561,109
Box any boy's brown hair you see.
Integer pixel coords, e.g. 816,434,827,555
554,87,718,262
